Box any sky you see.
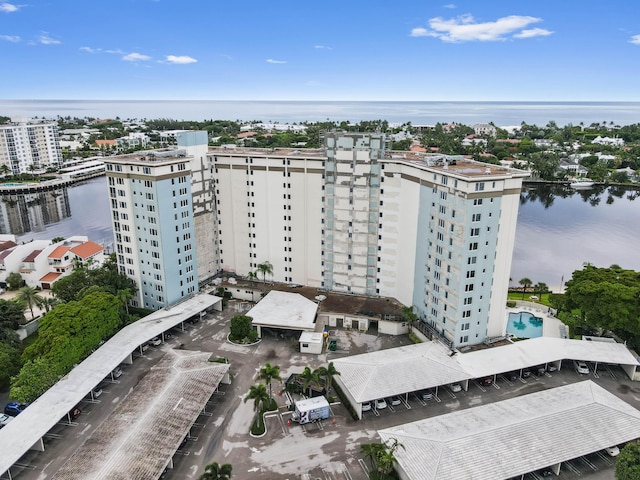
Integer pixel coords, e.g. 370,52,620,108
1,0,640,101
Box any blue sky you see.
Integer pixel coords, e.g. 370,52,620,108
1,0,639,101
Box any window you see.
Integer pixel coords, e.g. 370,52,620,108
464,297,473,305
470,228,480,237
475,182,485,191
473,198,483,206
462,310,471,318
465,284,474,292
469,242,478,251
472,213,481,222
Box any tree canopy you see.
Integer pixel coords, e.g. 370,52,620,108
616,440,640,480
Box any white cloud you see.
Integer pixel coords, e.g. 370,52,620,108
0,34,20,42
630,34,640,45
105,49,125,54
165,55,197,64
513,28,553,39
39,33,60,45
123,52,151,62
266,58,287,64
80,46,101,53
0,3,19,13
314,45,332,50
443,3,456,8
411,14,549,43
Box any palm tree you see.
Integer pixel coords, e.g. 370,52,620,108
316,362,340,394
16,286,43,320
401,305,417,333
247,270,258,301
533,282,548,298
199,462,232,480
258,362,282,399
360,442,384,472
36,295,59,313
519,278,533,300
256,261,273,285
116,288,133,315
297,367,321,397
377,438,405,475
0,164,10,178
244,383,269,429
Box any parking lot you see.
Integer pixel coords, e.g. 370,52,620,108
4,300,639,479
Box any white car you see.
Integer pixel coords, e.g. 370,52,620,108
0,413,13,428
112,366,123,378
605,446,620,457
421,390,434,401
388,396,402,406
449,383,462,393
575,361,589,375
375,398,387,410
361,402,372,412
150,337,162,346
92,386,103,398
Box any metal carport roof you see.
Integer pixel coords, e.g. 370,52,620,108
52,350,229,480
379,380,640,480
0,293,221,478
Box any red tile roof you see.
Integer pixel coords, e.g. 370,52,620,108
48,246,70,259
40,272,62,283
22,249,43,262
95,139,116,146
70,241,103,259
0,241,17,252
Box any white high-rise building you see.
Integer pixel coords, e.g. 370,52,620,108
108,131,527,347
104,146,198,310
0,118,63,174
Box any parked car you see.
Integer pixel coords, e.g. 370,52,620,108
606,446,620,457
575,361,589,375
0,413,13,427
150,337,162,346
140,343,150,352
361,402,372,412
522,370,532,378
388,396,402,407
535,366,546,376
92,386,103,398
449,383,462,393
375,398,387,410
479,377,493,386
506,372,518,382
421,390,434,401
4,402,28,416
547,364,558,372
112,366,123,378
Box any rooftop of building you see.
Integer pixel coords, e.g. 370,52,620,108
106,148,189,164
208,145,326,158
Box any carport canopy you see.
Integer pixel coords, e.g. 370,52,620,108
248,290,318,337
0,293,222,479
379,380,640,480
51,350,229,480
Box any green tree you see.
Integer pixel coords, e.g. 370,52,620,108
5,271,24,290
0,343,22,391
256,261,273,286
0,298,26,329
519,278,533,299
360,442,385,472
244,383,269,429
16,286,43,320
616,440,640,480
377,438,405,475
36,296,59,313
10,357,60,402
297,366,321,396
247,271,258,301
199,462,233,480
316,362,340,394
229,315,253,342
401,305,417,333
533,282,548,297
258,362,282,399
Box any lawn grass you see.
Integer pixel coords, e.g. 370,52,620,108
507,291,552,306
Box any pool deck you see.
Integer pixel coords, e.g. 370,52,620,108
505,301,568,339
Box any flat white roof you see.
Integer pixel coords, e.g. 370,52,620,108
379,381,640,480
52,350,229,480
299,331,323,343
0,293,222,477
248,290,317,331
334,337,639,403
333,342,471,403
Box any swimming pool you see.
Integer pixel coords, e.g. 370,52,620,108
507,311,543,339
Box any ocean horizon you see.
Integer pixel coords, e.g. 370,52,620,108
2,100,640,127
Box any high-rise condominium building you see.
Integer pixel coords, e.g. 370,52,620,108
108,131,527,346
0,118,63,174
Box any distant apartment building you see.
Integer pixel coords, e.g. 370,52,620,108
472,123,497,138
0,118,63,174
104,141,200,310
109,132,527,347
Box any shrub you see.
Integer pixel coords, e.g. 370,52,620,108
506,301,516,308
408,333,422,344
229,315,252,341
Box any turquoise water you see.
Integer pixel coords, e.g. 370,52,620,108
507,312,544,339
1,183,27,187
